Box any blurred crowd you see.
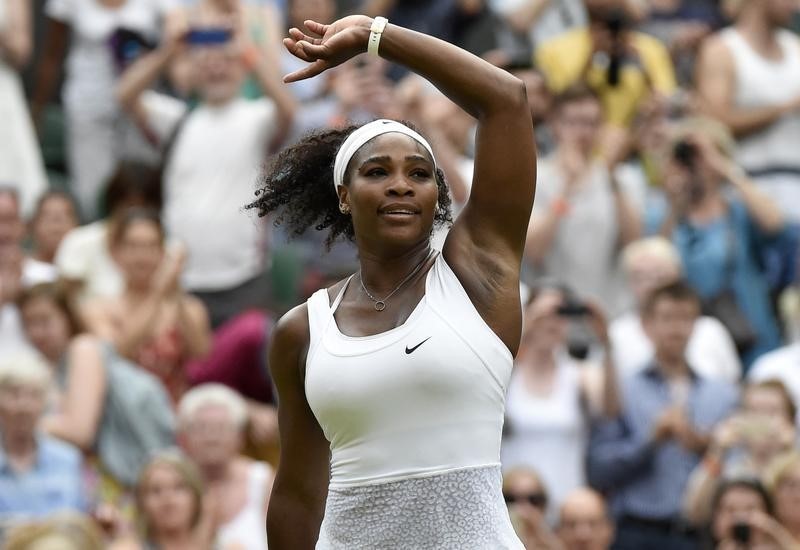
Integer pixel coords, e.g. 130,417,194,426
2,0,800,548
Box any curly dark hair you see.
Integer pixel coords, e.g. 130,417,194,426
246,123,454,249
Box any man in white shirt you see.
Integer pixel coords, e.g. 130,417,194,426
610,236,741,382
117,29,295,327
524,85,645,317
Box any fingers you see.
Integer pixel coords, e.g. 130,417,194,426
284,59,329,83
283,38,315,63
303,19,328,38
288,27,322,46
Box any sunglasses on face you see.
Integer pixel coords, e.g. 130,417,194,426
503,492,548,509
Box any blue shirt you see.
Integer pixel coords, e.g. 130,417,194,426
647,197,783,367
0,435,85,522
587,365,738,520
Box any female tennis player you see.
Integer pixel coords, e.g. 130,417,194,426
252,13,536,549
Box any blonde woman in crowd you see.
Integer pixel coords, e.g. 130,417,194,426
684,380,796,525
765,452,800,544
3,512,105,550
110,451,219,550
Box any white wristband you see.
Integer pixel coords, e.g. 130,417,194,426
367,16,388,56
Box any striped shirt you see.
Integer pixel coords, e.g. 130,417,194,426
587,364,738,520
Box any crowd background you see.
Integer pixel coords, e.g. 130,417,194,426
2,0,800,548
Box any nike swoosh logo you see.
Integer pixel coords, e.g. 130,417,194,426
405,337,431,354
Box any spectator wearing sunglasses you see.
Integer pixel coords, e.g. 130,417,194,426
557,488,615,550
503,467,561,550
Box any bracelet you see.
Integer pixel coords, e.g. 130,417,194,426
367,16,388,56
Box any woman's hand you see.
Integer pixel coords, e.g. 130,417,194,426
283,16,373,83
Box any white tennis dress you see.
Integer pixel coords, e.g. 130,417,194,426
305,253,524,549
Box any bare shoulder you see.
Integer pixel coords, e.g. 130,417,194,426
270,303,311,380
698,32,734,65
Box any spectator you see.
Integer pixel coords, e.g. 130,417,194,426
588,281,738,550
611,236,741,382
0,187,54,356
116,23,295,329
27,190,80,274
166,0,284,99
557,488,615,550
696,0,800,224
650,120,785,367
709,478,799,550
684,380,796,525
639,0,723,86
0,186,57,288
31,0,174,220
178,384,273,550
0,353,85,524
749,340,800,421
0,0,47,219
502,467,561,550
84,209,211,403
54,161,163,304
491,0,586,49
765,452,800,544
3,512,104,550
18,282,176,493
535,0,677,159
109,451,218,550
525,85,644,317
502,283,619,518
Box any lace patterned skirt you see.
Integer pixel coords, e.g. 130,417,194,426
316,465,524,549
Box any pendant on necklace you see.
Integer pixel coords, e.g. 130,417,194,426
374,301,386,311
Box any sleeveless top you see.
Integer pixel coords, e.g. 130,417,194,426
305,253,514,488
501,357,587,520
721,28,800,175
216,461,272,550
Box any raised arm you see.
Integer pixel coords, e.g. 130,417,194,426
0,0,32,69
31,17,70,126
696,35,800,138
266,306,331,550
42,335,108,450
283,16,535,254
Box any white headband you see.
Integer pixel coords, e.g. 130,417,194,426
333,119,437,191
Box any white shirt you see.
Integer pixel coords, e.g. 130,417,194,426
55,220,124,302
22,258,59,288
45,0,175,116
305,254,513,487
142,92,276,291
529,158,647,317
610,312,741,383
501,358,587,522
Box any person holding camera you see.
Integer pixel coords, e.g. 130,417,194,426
709,478,799,550
115,18,296,329
588,281,738,550
501,282,620,520
535,0,676,161
525,84,644,318
651,119,785,368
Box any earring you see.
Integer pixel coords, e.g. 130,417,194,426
339,205,350,215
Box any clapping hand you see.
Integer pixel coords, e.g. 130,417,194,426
283,16,375,83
